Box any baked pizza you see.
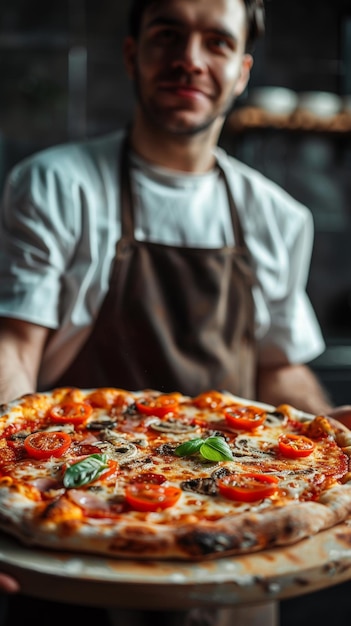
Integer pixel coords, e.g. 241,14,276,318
0,386,351,561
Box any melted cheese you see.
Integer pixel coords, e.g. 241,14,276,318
0,389,349,529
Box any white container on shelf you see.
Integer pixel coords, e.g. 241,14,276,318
247,86,298,115
297,91,341,118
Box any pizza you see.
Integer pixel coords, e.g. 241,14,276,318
0,386,351,561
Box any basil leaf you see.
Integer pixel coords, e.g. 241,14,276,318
175,438,204,457
200,437,234,462
63,453,109,488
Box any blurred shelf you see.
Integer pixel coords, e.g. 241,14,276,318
226,107,351,134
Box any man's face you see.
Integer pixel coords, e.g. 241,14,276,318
124,0,253,137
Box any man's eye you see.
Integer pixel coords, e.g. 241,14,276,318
154,28,178,44
208,38,233,53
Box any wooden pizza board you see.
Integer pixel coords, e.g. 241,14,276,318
1,518,351,609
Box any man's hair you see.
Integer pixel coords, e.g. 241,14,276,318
128,0,265,52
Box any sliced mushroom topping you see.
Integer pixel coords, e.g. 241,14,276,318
181,477,218,496
206,430,230,441
104,431,149,448
131,438,148,448
124,403,139,416
43,423,76,435
98,428,128,443
95,439,138,463
124,456,153,470
154,443,178,456
8,431,30,441
232,436,275,459
150,419,197,434
180,468,230,496
211,466,231,480
265,411,286,425
86,419,116,431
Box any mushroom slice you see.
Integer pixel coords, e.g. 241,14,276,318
150,419,197,434
95,435,138,463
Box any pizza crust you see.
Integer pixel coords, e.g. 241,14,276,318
1,482,351,561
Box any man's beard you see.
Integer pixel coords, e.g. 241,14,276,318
132,72,236,137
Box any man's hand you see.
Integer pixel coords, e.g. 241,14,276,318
257,363,351,432
0,317,49,404
0,573,19,593
327,406,351,430
257,363,333,416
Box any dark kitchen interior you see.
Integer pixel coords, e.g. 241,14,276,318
1,0,351,624
1,0,351,406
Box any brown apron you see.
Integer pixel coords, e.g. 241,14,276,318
56,137,257,398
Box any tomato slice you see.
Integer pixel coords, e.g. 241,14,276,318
24,431,72,460
0,445,16,467
192,390,224,410
218,473,279,502
131,472,166,485
135,394,179,417
125,483,181,512
278,433,315,458
86,388,130,409
223,405,266,430
94,459,118,482
49,402,93,425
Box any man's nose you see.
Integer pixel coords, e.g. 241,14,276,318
171,34,206,72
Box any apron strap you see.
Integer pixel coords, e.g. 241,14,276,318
119,134,135,240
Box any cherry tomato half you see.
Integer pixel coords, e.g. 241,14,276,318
278,433,315,458
94,459,119,482
86,388,130,409
125,483,181,512
223,405,266,430
49,402,93,425
218,473,279,502
131,472,166,485
24,431,72,460
192,391,224,410
135,394,180,418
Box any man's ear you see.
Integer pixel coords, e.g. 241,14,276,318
234,53,253,98
123,36,137,79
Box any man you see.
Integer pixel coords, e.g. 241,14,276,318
0,0,350,620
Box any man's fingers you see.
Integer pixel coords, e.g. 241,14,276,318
328,406,351,429
0,573,20,594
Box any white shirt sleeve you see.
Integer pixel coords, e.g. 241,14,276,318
0,158,76,328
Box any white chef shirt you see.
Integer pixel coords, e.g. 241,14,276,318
0,130,325,388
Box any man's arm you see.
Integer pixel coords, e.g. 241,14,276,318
257,361,351,437
257,363,333,415
0,318,49,404
0,318,49,593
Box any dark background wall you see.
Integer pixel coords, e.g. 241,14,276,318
1,0,351,402
254,0,351,94
1,0,350,145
